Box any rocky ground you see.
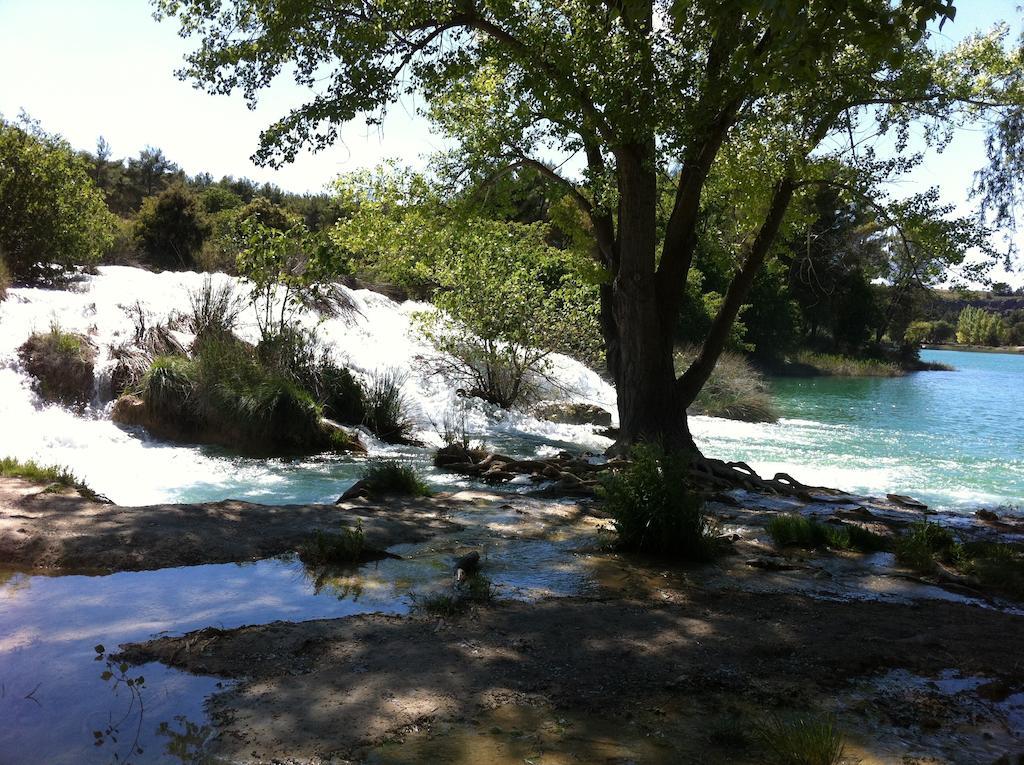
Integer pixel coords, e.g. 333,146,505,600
0,476,458,573
3,475,1024,763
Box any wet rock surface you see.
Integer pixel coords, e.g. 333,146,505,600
0,476,458,574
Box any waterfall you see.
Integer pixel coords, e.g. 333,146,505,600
0,266,617,504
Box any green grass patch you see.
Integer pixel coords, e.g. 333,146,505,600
415,574,495,617
299,520,366,566
959,542,1024,599
795,351,903,377
757,714,845,765
361,459,432,497
894,521,957,572
600,444,721,561
768,514,887,553
0,456,101,500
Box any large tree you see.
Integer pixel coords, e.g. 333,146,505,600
158,0,1022,452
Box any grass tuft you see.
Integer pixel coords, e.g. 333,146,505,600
768,514,887,553
0,456,102,501
894,521,957,572
675,347,779,423
364,368,414,443
757,714,845,765
299,520,366,566
415,574,495,617
600,444,721,560
185,276,244,342
361,460,432,497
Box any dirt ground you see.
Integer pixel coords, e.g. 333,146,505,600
120,587,1024,764
0,476,460,573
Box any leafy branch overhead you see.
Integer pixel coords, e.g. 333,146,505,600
157,0,1024,450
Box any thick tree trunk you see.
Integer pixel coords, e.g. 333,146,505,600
607,146,695,454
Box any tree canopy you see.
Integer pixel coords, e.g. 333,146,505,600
0,115,115,282
158,0,1024,452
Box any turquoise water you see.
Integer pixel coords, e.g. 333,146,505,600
694,350,1023,512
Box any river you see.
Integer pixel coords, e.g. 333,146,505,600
0,267,1020,513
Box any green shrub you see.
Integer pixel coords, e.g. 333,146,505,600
0,456,101,500
757,714,844,765
365,368,414,442
360,459,431,497
894,521,957,572
674,347,779,423
299,520,365,566
599,444,719,560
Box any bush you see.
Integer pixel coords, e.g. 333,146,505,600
0,456,101,500
757,714,845,765
600,444,719,560
0,115,114,282
365,368,414,443
185,276,245,342
18,323,97,408
135,184,210,270
674,347,778,423
360,459,431,497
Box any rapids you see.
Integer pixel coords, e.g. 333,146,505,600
0,266,1020,512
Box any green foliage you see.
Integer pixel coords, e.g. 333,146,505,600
756,714,845,765
135,184,210,270
956,306,1008,346
237,218,335,341
0,456,100,500
360,459,431,497
157,0,1023,440
185,276,245,341
0,115,114,281
18,323,96,408
768,515,887,553
415,575,495,616
600,444,719,560
333,167,601,408
674,347,778,423
300,520,365,566
364,368,414,443
957,542,1024,599
894,521,958,572
793,352,902,377
0,257,10,300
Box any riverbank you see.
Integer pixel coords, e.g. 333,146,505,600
924,343,1024,355
0,475,458,574
5,472,1024,763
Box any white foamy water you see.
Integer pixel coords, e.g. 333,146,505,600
0,267,615,504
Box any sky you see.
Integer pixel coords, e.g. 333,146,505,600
0,0,1022,287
